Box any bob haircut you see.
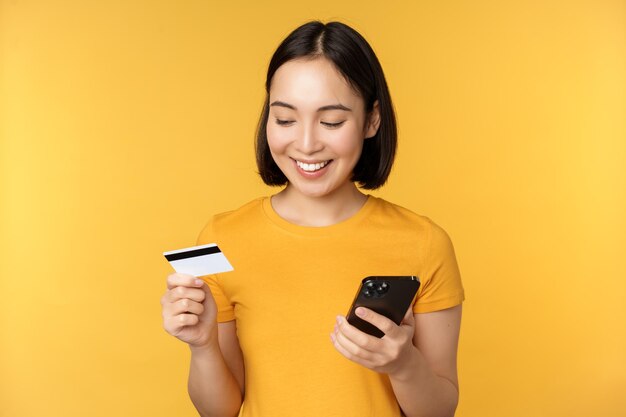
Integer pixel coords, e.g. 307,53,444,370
255,20,397,190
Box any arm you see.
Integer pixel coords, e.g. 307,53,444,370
188,320,245,417
389,305,462,417
161,274,245,417
331,304,462,417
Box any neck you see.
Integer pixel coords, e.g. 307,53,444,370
271,182,368,227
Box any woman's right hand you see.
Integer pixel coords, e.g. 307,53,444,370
161,273,218,349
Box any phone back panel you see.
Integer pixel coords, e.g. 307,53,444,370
346,276,420,338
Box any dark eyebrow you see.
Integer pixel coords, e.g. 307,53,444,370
270,101,352,112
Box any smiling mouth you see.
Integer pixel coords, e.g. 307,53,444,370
295,159,333,172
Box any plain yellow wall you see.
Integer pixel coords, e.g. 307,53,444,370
1,1,625,416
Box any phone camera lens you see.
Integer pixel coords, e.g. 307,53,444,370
364,289,373,298
375,281,389,296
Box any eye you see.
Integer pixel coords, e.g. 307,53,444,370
321,121,345,128
275,119,294,126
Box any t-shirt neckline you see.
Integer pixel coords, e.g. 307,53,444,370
261,194,377,236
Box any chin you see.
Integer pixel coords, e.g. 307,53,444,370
289,181,336,198
296,188,333,198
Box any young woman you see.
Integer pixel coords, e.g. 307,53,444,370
161,21,464,417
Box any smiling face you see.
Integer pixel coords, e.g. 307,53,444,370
266,57,380,199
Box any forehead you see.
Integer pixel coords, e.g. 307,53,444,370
269,57,362,110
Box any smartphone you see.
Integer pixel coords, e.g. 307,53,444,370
346,276,421,338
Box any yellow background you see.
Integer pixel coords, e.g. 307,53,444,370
1,1,625,416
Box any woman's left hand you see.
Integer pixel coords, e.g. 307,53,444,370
330,307,417,377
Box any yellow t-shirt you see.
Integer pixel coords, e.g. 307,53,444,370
196,195,465,417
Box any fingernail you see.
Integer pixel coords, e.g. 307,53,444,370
194,279,204,286
336,315,342,324
356,307,365,317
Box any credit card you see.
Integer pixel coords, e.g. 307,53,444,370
163,243,234,277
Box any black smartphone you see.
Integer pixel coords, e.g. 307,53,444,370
346,276,421,338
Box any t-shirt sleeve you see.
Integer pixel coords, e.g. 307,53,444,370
413,220,465,313
196,217,236,322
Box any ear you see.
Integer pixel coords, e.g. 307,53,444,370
364,100,381,139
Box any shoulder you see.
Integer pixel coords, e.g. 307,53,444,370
370,197,457,260
196,197,267,244
212,197,266,226
370,197,447,236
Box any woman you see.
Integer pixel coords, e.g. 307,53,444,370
161,20,464,417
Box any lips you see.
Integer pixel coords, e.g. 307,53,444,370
295,159,331,172
289,158,334,179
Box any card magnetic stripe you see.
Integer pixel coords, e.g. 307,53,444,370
164,245,222,262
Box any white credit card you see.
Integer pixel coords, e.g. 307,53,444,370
163,243,234,277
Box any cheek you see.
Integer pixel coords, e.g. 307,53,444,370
330,126,365,157
266,123,290,153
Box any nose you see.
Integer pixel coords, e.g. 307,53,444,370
294,123,324,155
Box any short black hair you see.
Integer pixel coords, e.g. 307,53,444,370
255,20,397,190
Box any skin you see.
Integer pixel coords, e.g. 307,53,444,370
268,58,462,416
161,56,462,417
331,305,462,417
161,275,244,417
266,57,380,227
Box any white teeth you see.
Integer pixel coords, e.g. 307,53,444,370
296,160,329,172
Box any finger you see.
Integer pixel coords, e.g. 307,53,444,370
330,330,378,368
164,313,199,334
336,315,381,353
333,323,376,360
167,273,205,290
167,286,206,303
354,307,399,338
170,298,204,316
